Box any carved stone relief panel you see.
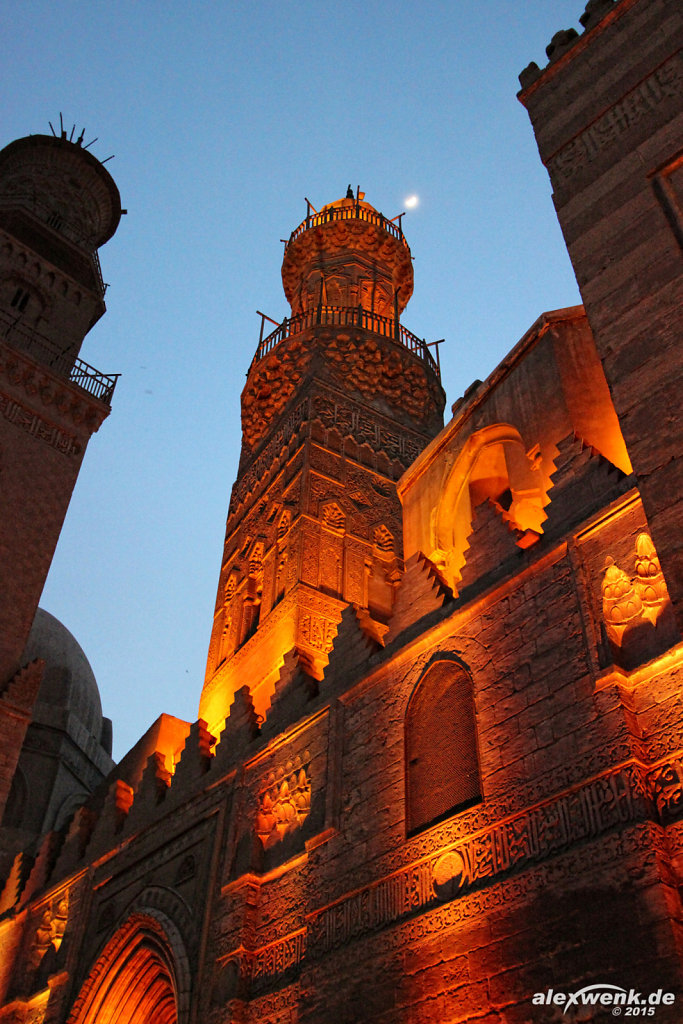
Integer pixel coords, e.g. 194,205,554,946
600,531,678,668
321,502,345,534
575,496,679,673
344,542,368,607
255,752,312,848
277,510,291,541
319,532,344,600
26,890,69,979
300,528,320,588
299,612,337,655
309,444,343,481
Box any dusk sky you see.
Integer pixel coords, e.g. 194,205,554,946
4,1,586,759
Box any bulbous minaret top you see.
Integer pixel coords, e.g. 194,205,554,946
281,191,414,318
241,192,443,461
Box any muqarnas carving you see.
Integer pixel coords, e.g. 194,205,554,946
255,752,311,848
601,533,678,669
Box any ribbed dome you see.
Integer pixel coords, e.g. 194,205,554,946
23,608,103,740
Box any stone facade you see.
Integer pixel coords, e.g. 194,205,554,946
0,2,681,1022
518,0,683,628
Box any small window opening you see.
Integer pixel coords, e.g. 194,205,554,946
11,288,30,313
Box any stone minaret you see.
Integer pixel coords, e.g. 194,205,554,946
200,193,445,732
0,132,121,815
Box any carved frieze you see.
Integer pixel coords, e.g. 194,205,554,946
303,756,675,957
0,392,82,455
208,756,678,996
312,391,431,470
229,399,309,515
250,929,306,990
548,57,682,187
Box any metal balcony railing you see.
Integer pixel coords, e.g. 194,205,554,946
0,311,119,405
286,202,409,253
253,305,439,377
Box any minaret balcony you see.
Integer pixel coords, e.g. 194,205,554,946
253,305,439,378
0,309,118,405
285,199,409,252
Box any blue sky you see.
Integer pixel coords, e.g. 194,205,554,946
3,1,586,759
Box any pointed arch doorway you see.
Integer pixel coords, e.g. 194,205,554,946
68,912,189,1024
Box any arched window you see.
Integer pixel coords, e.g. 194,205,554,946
405,659,481,835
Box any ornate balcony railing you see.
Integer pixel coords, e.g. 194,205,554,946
253,305,439,377
286,202,409,252
0,310,119,405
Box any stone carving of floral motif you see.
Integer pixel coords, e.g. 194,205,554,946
255,753,311,848
27,890,69,979
373,525,394,553
601,532,673,646
321,503,345,533
648,759,683,824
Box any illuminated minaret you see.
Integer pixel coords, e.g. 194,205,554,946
200,192,445,732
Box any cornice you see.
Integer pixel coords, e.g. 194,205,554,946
0,339,109,449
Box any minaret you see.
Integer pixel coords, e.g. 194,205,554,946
200,192,445,732
0,131,121,690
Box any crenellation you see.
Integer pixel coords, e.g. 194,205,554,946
385,552,453,644
50,806,95,884
260,652,319,740
323,604,380,685
123,751,171,834
214,687,260,775
17,831,61,909
1,6,682,1016
166,719,216,801
0,851,28,916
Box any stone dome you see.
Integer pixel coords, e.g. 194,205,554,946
23,608,104,741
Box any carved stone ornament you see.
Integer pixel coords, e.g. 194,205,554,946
633,533,670,622
601,556,643,643
648,759,683,823
255,752,311,848
322,502,345,533
27,891,69,981
601,533,673,646
373,524,394,553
